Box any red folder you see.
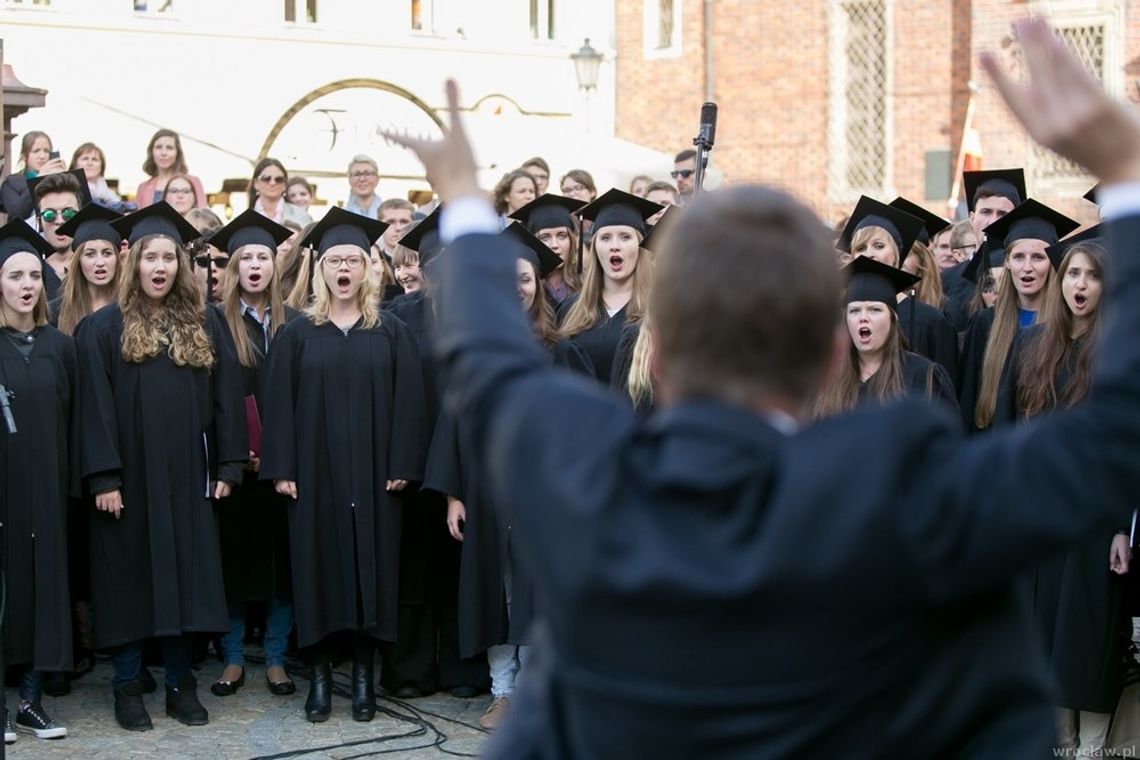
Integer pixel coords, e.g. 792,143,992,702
245,395,262,458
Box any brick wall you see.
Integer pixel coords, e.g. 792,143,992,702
615,0,1131,227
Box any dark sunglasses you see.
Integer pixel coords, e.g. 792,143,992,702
258,175,286,184
194,255,230,268
40,208,78,224
669,169,694,180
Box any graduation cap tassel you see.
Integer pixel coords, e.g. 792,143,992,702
577,216,585,275
909,288,916,348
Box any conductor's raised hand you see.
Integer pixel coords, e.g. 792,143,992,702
981,18,1140,184
383,80,482,203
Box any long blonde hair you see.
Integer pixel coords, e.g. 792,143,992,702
306,250,381,330
56,240,123,335
560,231,652,338
119,234,214,368
974,241,1059,429
627,324,655,407
221,245,287,368
904,240,944,308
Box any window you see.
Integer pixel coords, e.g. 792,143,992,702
284,0,317,23
411,0,431,31
134,0,174,11
827,0,891,201
643,0,681,58
530,0,555,40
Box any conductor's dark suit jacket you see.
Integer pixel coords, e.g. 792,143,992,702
433,215,1140,758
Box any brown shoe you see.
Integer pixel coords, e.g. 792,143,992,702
479,697,510,730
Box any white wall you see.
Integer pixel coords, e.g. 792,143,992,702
0,0,643,216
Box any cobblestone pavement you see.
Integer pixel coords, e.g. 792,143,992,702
4,657,492,759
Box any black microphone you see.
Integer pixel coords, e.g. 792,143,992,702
698,102,718,148
0,385,15,435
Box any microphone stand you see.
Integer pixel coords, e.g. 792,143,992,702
0,384,13,760
691,103,717,197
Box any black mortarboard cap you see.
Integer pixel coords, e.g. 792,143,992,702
640,206,679,254
981,198,1079,252
397,205,444,268
210,209,293,255
1045,224,1105,271
844,256,920,311
963,168,1026,212
0,218,53,267
56,204,123,251
300,206,388,257
837,196,925,260
889,197,950,245
501,222,562,279
508,194,585,233
576,188,662,236
1083,183,1100,206
111,201,203,247
27,169,93,209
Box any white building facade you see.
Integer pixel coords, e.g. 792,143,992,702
0,0,670,214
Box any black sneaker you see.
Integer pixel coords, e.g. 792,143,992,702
15,702,67,739
4,709,15,744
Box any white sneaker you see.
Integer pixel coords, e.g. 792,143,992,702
4,708,15,744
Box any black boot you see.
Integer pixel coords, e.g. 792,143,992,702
352,659,376,722
305,661,332,723
138,666,157,694
113,680,153,732
165,675,209,726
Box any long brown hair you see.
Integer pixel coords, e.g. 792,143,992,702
17,131,51,172
813,313,905,419
1016,242,1107,418
56,238,123,336
538,224,582,293
142,128,189,177
974,241,1059,429
119,234,213,367
559,232,652,338
221,244,287,368
521,257,559,347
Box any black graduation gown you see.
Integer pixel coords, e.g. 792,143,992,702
215,305,301,604
76,305,247,649
42,265,62,303
259,312,427,648
558,295,626,385
896,297,958,389
856,351,959,414
941,260,975,333
431,221,1140,758
996,326,1125,713
0,326,75,671
424,339,590,659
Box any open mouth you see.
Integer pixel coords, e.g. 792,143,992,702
609,255,623,268
337,275,351,289
1073,293,1088,308
248,273,262,286
151,276,167,289
858,326,872,341
19,293,33,305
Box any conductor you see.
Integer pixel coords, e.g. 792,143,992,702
391,19,1140,757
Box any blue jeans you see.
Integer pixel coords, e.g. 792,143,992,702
112,636,192,686
220,598,294,667
17,668,42,704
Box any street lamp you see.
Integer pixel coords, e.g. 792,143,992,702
571,38,603,92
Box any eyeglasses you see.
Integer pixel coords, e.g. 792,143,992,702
258,175,286,184
166,187,194,196
670,169,694,180
350,170,378,180
40,208,78,224
322,255,366,269
561,183,586,194
194,255,230,268
952,244,978,254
